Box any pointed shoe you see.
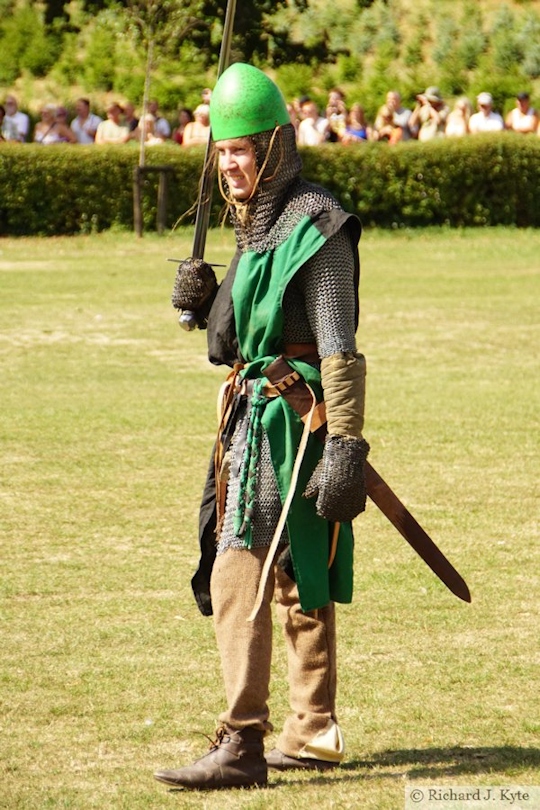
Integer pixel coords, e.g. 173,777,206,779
265,747,339,772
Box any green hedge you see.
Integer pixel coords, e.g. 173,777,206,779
1,134,540,236
304,134,540,229
0,144,205,236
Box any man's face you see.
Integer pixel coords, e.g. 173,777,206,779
215,137,257,200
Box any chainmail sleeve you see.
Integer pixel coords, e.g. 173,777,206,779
282,225,358,358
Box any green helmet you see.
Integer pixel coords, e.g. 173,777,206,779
210,62,290,141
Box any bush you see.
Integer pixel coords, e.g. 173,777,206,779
0,144,205,236
1,135,540,236
301,134,540,228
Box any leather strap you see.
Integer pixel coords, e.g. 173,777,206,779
262,355,339,574
263,356,328,443
284,342,319,364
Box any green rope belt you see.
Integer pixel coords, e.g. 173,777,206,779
233,379,268,544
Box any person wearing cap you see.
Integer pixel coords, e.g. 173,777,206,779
154,63,368,790
408,86,449,141
469,93,504,134
505,92,538,134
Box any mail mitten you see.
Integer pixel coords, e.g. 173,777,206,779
171,257,218,329
304,352,369,522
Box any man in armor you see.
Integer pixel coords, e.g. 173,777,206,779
154,63,369,790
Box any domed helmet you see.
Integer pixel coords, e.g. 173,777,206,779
209,63,301,250
209,62,290,141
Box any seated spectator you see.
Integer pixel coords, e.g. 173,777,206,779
297,99,329,146
54,107,78,142
172,107,193,145
373,104,403,143
341,103,370,143
3,94,30,142
0,103,19,141
469,93,504,133
95,103,130,144
408,86,449,140
71,98,102,143
34,104,76,144
381,90,413,140
138,113,164,145
505,92,538,134
201,88,212,105
148,100,171,140
445,97,473,137
123,102,139,133
182,104,210,147
325,87,348,142
292,95,307,122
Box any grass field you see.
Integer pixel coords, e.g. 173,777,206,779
1,227,539,809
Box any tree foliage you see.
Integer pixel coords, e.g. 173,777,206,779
2,0,540,119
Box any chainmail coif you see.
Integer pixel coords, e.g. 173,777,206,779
221,123,341,254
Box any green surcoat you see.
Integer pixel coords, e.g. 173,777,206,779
231,214,355,612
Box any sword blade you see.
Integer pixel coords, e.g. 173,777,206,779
365,461,471,602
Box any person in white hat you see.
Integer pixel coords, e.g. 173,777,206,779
469,92,504,134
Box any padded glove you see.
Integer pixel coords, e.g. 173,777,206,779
304,351,369,522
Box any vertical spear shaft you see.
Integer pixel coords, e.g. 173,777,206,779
191,0,237,261
178,0,237,331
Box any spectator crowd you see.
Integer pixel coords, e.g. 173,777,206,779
291,87,539,143
0,91,211,147
1,85,539,147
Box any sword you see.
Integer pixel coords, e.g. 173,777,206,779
177,0,237,331
263,355,471,603
364,461,471,602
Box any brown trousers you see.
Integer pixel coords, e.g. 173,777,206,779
210,546,342,759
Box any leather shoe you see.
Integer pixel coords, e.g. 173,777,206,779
265,747,339,772
154,726,267,790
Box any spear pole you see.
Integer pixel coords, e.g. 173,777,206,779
191,0,237,261
177,0,237,330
